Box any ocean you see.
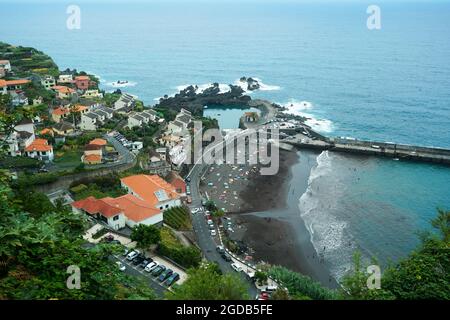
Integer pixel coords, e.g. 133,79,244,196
1,0,449,280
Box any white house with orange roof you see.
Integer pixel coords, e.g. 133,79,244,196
120,174,182,211
25,138,54,161
71,193,164,229
52,85,76,99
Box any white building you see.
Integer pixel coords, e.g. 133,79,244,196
0,60,11,72
41,76,56,90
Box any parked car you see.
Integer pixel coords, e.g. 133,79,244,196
185,177,191,183
140,258,153,268
231,263,243,272
158,269,173,282
165,272,180,286
126,250,140,261
209,224,215,230
210,229,217,236
216,245,225,254
186,196,192,204
207,219,213,225
222,253,232,262
132,254,145,265
258,292,270,300
144,261,159,272
151,265,166,276
116,261,126,272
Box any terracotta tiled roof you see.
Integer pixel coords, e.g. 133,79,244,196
103,194,161,222
75,76,90,81
0,79,31,87
40,128,53,135
25,138,52,152
52,85,75,94
89,138,107,146
120,174,180,207
52,106,70,116
71,196,122,218
84,154,102,163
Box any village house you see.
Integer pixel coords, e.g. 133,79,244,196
113,93,136,113
82,89,103,99
120,174,182,211
25,138,54,161
58,74,73,84
82,144,102,164
79,105,114,131
52,121,75,136
52,85,76,99
5,119,36,157
74,75,90,90
51,105,88,123
0,67,5,79
71,194,162,230
0,60,11,72
40,75,56,90
0,79,31,93
127,109,160,128
141,149,171,176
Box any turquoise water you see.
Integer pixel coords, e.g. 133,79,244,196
204,106,260,129
1,0,449,275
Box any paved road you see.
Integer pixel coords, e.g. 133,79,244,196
186,143,258,298
103,134,136,166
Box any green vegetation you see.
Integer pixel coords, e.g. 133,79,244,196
0,42,59,78
200,116,219,131
70,174,127,201
0,178,155,299
0,156,42,170
158,227,202,269
166,262,249,300
119,122,159,148
268,266,338,300
163,206,192,230
131,224,161,249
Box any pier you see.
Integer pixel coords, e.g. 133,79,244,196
285,131,450,166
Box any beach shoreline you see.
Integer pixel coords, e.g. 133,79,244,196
229,149,339,288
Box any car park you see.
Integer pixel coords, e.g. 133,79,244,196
144,261,158,272
165,273,180,287
158,269,173,282
231,263,243,272
126,250,140,261
151,265,166,276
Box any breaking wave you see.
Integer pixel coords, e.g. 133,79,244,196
298,151,357,280
280,100,334,133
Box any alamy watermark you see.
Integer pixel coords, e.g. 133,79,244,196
66,5,81,30
182,121,280,175
367,265,381,289
66,265,81,289
367,5,382,30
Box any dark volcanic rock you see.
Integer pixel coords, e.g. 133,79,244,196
155,82,251,116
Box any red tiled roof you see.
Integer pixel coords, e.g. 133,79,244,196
103,194,161,222
71,196,122,218
89,138,107,146
0,79,31,87
120,174,180,207
25,139,52,152
52,85,75,94
84,154,102,163
75,76,90,81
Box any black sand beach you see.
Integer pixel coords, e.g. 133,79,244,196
231,149,339,288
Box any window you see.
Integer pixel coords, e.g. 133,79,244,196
159,206,163,210
165,204,169,209
113,215,119,221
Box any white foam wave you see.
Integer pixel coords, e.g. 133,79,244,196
105,81,137,88
234,78,281,93
298,151,356,280
281,100,334,133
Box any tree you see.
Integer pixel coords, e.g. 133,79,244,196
340,252,395,300
254,270,268,286
271,288,291,300
131,224,161,249
166,263,249,300
205,200,217,212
